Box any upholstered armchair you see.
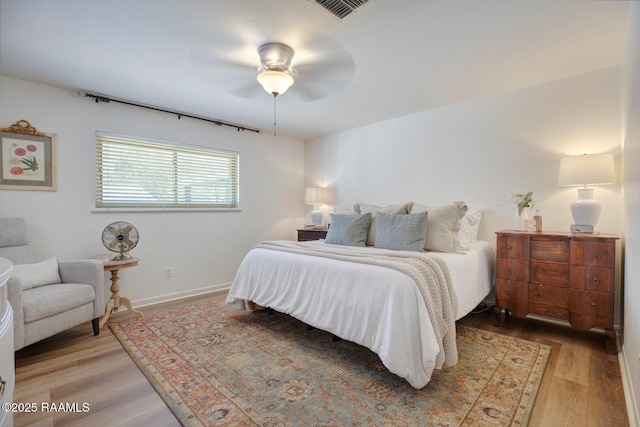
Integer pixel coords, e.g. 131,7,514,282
0,218,105,350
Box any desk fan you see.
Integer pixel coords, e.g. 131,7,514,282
102,221,139,260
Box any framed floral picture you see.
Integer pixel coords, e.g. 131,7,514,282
0,120,56,191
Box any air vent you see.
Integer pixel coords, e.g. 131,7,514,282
312,0,370,20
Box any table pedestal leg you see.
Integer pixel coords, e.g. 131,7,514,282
99,268,143,328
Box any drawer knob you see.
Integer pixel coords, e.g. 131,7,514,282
592,278,600,285
591,302,598,309
593,252,601,260
506,267,513,274
505,288,510,293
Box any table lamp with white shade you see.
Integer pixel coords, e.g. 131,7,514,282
558,153,615,233
304,186,333,227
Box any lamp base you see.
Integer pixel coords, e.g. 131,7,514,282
570,224,595,234
310,210,323,226
570,188,601,232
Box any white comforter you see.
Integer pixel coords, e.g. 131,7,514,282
226,240,459,389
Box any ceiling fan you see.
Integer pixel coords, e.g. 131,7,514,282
190,22,355,102
255,42,296,97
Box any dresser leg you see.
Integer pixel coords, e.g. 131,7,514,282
605,328,617,354
493,307,503,326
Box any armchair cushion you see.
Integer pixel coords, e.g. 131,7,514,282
22,284,96,323
9,257,61,290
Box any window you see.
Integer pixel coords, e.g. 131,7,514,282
95,133,239,210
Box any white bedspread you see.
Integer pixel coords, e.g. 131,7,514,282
438,241,495,319
226,240,487,389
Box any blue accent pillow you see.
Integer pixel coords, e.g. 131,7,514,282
374,211,428,251
325,213,372,247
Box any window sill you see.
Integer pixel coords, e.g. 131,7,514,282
92,207,242,213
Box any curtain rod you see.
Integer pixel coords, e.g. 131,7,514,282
79,91,261,134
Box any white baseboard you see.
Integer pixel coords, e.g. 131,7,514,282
132,282,231,308
620,344,640,427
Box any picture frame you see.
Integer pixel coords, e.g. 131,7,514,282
0,120,56,191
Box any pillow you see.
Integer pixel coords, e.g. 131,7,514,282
333,207,355,215
410,201,468,252
374,211,428,252
9,256,61,290
457,209,482,250
353,202,413,246
324,213,372,247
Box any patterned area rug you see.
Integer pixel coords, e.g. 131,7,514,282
110,299,550,426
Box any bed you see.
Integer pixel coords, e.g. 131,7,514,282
225,202,494,389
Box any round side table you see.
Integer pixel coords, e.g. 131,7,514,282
99,257,143,328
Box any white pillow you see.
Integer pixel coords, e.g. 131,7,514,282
457,209,483,250
333,207,355,215
9,257,61,290
354,201,413,246
410,201,468,253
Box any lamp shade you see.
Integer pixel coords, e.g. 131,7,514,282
257,70,294,96
304,187,333,205
558,154,615,186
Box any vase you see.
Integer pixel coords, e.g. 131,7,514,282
514,209,529,230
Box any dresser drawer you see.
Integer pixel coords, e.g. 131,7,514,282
529,303,569,321
496,259,527,280
570,266,613,292
496,236,527,259
297,228,328,241
529,283,568,308
495,279,527,302
530,238,569,263
570,241,615,267
568,289,613,327
495,279,528,317
530,261,569,286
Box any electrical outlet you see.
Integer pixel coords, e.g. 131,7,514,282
165,268,173,278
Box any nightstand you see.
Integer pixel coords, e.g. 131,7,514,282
494,230,619,354
297,227,328,241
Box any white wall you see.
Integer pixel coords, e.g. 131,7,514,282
0,75,305,304
306,67,622,241
621,2,640,423
306,63,637,419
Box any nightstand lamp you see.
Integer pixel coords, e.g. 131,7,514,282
304,186,333,226
558,153,615,233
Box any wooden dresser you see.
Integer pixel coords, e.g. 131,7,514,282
494,230,618,354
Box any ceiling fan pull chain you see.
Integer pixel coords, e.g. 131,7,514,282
273,93,277,137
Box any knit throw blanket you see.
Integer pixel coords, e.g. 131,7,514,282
254,240,459,369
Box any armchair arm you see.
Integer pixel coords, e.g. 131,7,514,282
6,275,25,349
58,260,106,317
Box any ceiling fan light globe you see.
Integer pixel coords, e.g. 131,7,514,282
257,70,294,96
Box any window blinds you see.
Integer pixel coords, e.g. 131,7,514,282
95,133,239,209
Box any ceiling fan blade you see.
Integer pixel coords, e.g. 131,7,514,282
190,48,256,73
290,57,355,101
232,81,265,99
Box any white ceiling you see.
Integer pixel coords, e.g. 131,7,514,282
0,0,631,140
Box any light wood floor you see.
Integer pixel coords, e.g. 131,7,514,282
12,292,629,427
